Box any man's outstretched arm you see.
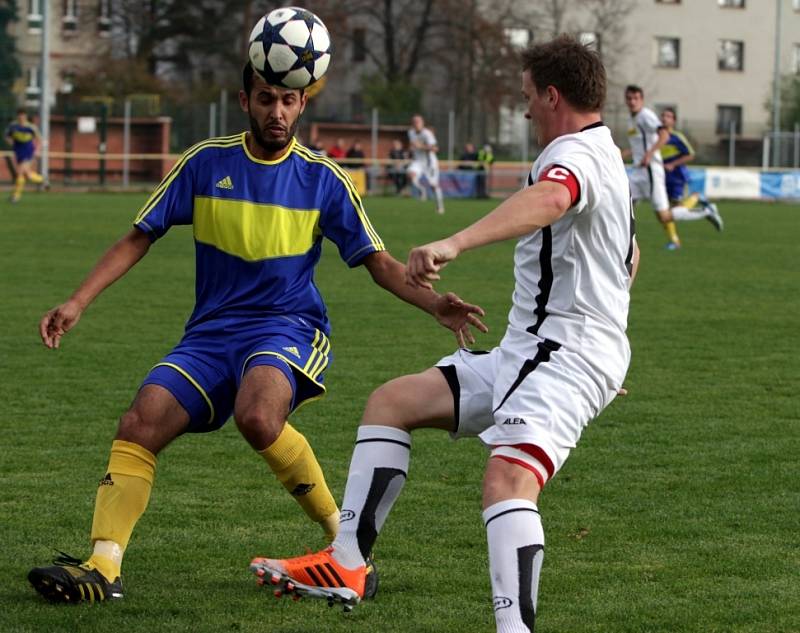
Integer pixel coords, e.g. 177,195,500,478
406,179,572,289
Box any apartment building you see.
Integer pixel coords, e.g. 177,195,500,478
11,0,112,107
617,0,800,142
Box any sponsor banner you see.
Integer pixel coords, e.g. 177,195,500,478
687,169,706,195
412,171,479,199
703,168,761,199
441,171,479,198
760,171,800,199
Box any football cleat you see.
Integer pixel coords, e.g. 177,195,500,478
705,203,724,232
250,546,365,611
363,554,379,600
28,552,123,603
664,241,681,251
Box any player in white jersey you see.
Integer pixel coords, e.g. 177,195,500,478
407,114,446,214
250,36,639,632
623,85,722,250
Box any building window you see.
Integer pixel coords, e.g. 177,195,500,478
505,27,531,50
60,71,75,94
578,31,600,53
718,0,745,7
655,37,680,68
62,0,79,33
794,44,800,74
718,40,744,71
352,28,366,62
656,0,681,4
716,105,742,135
27,0,42,32
25,66,41,98
794,0,800,11
98,0,112,36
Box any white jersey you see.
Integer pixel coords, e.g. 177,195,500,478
408,127,439,169
502,123,634,387
627,106,664,166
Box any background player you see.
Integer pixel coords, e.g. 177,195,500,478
660,107,723,231
251,36,639,633
622,86,719,250
407,114,446,215
28,63,486,605
4,108,45,203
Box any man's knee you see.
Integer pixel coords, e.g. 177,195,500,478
483,453,542,505
235,408,285,449
115,386,188,453
115,407,169,453
364,381,405,420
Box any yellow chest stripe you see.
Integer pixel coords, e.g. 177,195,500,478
193,196,321,261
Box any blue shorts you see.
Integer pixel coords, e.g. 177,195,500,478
141,316,331,433
14,146,35,163
665,170,688,203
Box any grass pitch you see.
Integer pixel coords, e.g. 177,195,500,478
0,192,798,633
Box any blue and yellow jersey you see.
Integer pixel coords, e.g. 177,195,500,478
134,133,385,334
661,130,694,183
4,121,40,160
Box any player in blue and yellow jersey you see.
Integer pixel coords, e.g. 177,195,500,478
660,107,723,232
4,108,45,203
28,62,487,605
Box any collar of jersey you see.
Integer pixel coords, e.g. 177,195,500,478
241,132,296,165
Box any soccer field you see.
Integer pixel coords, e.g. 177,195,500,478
1,193,798,633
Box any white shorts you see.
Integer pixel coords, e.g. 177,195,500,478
629,163,668,211
407,160,440,187
436,338,617,486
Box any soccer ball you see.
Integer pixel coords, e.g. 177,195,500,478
248,7,332,90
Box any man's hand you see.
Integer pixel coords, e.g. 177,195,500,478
640,152,652,167
406,238,460,290
433,292,488,347
39,300,83,349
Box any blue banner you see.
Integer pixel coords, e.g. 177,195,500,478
414,171,479,199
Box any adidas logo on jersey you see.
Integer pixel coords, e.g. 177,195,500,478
282,346,300,358
98,473,114,486
215,176,234,190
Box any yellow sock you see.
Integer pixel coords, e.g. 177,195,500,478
88,440,156,580
663,221,679,244
682,193,699,209
13,175,25,198
259,423,339,542
28,171,44,184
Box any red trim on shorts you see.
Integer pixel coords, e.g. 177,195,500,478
512,444,555,479
493,455,545,490
538,164,580,205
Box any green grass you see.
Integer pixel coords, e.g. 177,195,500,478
1,192,798,633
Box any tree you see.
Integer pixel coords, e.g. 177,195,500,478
777,74,800,130
303,0,523,137
0,0,21,107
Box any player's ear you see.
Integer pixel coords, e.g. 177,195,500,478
238,89,249,113
299,90,308,113
547,85,559,110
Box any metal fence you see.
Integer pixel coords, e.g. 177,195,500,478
3,100,799,191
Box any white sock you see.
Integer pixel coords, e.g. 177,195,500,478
331,425,411,569
484,499,544,633
671,205,708,221
433,186,445,211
